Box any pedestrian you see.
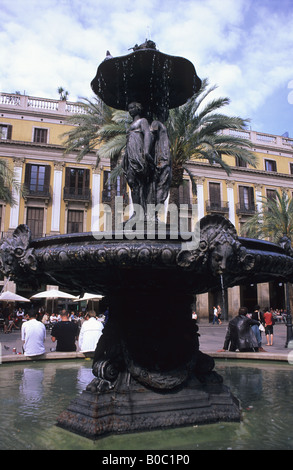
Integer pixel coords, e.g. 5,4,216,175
217,305,222,324
41,312,50,328
7,312,20,332
16,307,25,325
51,309,79,352
192,310,198,321
218,307,259,352
103,307,109,325
50,312,58,325
21,309,46,357
78,310,104,354
212,306,219,325
263,307,274,346
3,303,11,334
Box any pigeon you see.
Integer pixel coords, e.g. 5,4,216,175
103,50,113,61
4,345,10,350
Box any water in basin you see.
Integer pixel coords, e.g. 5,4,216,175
1,359,293,450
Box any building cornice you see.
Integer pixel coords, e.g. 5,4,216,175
188,160,293,183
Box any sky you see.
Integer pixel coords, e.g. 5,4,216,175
1,0,293,137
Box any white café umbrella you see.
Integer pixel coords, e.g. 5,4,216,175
74,293,104,311
30,289,78,313
30,289,78,300
0,290,31,302
74,293,104,302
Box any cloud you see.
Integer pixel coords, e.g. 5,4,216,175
0,0,292,134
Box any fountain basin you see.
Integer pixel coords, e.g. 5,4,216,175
2,215,293,437
1,359,293,450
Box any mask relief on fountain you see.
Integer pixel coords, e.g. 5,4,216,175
0,224,37,280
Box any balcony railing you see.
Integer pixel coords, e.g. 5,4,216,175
24,185,51,200
102,190,129,205
63,187,91,202
0,92,87,115
236,203,256,215
206,200,229,214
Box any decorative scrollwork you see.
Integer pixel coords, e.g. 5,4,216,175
0,225,38,280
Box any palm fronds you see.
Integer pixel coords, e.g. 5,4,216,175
167,78,257,188
241,191,293,242
0,160,22,205
62,80,257,202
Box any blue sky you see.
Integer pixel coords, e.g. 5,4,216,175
1,0,293,137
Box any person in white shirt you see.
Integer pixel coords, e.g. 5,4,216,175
21,310,46,356
78,310,103,354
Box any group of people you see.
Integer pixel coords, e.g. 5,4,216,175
40,310,87,330
218,305,276,353
0,306,26,333
18,308,108,357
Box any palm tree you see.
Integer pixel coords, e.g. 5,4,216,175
0,159,22,205
166,78,257,205
62,80,257,208
241,191,293,243
62,97,120,166
57,87,69,101
62,99,129,226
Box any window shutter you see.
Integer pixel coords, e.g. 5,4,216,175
209,182,220,202
44,165,51,188
7,125,12,140
24,163,32,187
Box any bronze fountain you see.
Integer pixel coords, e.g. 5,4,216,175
2,41,293,439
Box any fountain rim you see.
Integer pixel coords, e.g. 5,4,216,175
29,230,288,253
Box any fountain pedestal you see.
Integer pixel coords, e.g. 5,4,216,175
57,372,240,439
57,285,240,437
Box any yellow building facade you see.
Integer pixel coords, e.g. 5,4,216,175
1,92,293,319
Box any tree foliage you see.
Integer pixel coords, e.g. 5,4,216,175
0,159,22,205
62,80,258,196
241,191,293,242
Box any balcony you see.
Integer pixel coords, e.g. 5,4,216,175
24,185,51,202
206,200,229,214
63,187,91,203
0,92,87,116
236,203,256,216
102,190,129,205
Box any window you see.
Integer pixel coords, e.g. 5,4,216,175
290,163,293,175
33,128,48,143
67,210,84,233
102,170,128,203
209,182,221,208
179,180,191,205
116,175,127,198
0,124,12,140
64,167,90,198
24,164,51,195
239,186,254,210
26,207,44,238
102,171,111,202
265,159,277,172
235,156,247,168
266,189,277,201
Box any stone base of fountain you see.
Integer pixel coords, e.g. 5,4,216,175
57,372,240,439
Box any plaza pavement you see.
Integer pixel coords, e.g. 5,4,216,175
1,320,292,364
